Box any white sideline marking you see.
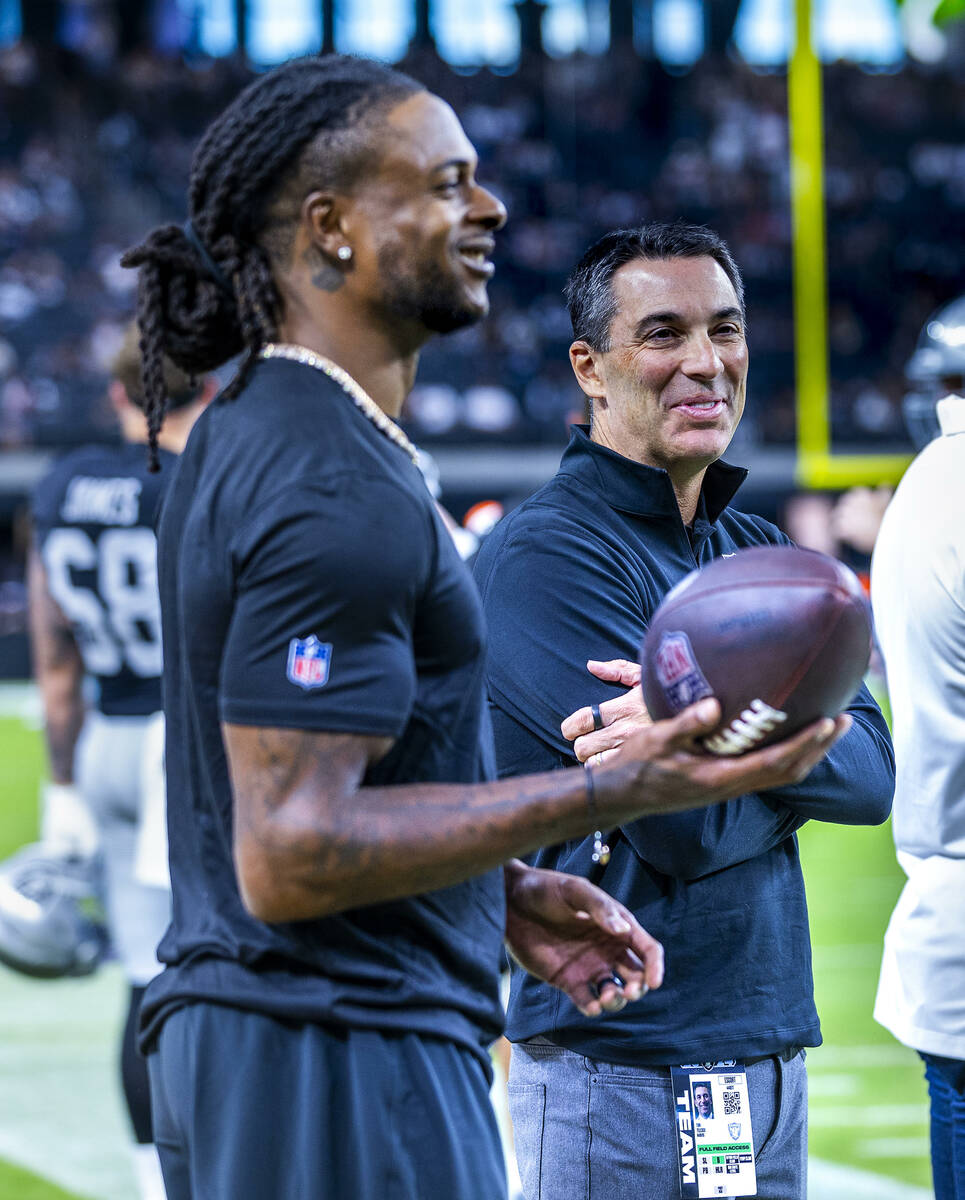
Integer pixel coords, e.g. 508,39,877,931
811,936,898,971
0,682,40,722
857,1136,932,1160
809,1156,932,1199
810,1043,923,1069
810,1103,930,1128
812,942,883,968
0,963,136,1200
808,1072,860,1097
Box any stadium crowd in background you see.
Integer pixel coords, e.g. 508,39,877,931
1,34,963,453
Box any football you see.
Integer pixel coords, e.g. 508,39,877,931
639,545,872,756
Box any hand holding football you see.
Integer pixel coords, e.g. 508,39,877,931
639,546,871,756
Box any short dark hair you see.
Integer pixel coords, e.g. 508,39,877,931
121,54,423,468
565,222,745,351
110,321,200,412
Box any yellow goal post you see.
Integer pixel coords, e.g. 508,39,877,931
788,0,912,488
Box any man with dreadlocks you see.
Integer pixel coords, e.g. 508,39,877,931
122,55,844,1199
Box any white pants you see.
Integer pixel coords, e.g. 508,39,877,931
75,711,171,986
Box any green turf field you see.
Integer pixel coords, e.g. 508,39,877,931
0,706,103,1200
0,710,45,859
0,1163,81,1200
0,697,932,1199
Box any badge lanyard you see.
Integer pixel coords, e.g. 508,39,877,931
669,1062,757,1198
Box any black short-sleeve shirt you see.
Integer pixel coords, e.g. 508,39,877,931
140,358,505,1066
32,442,176,716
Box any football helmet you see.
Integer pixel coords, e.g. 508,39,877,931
0,843,110,978
904,294,965,449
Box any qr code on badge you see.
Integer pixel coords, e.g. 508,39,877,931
723,1091,742,1116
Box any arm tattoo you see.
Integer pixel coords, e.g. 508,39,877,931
227,721,586,920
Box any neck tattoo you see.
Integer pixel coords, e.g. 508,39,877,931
259,342,419,465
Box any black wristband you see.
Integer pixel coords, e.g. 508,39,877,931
585,762,598,820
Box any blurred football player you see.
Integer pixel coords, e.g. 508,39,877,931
902,294,965,451
119,55,845,1200
18,322,213,1199
873,293,965,1200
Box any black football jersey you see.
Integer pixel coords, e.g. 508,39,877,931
32,442,178,716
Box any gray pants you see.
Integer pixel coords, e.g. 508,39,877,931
76,711,170,985
509,1041,807,1200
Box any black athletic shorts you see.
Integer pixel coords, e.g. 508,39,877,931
148,1002,507,1200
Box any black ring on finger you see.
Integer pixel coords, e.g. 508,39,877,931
590,702,604,732
588,971,624,999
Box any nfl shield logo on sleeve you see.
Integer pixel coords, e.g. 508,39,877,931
287,636,332,690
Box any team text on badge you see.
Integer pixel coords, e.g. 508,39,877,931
670,1062,757,1198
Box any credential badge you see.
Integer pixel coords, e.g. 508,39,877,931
654,631,713,713
287,635,332,690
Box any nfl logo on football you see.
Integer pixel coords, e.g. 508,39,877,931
655,632,695,685
655,631,712,711
287,635,332,690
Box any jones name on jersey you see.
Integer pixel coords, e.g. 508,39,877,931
32,443,177,716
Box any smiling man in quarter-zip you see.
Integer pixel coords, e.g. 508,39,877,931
474,222,895,1200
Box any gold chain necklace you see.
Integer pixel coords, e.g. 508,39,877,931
259,342,419,465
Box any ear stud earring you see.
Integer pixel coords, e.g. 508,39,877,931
337,246,353,261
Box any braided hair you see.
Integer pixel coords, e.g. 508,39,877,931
121,55,423,469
